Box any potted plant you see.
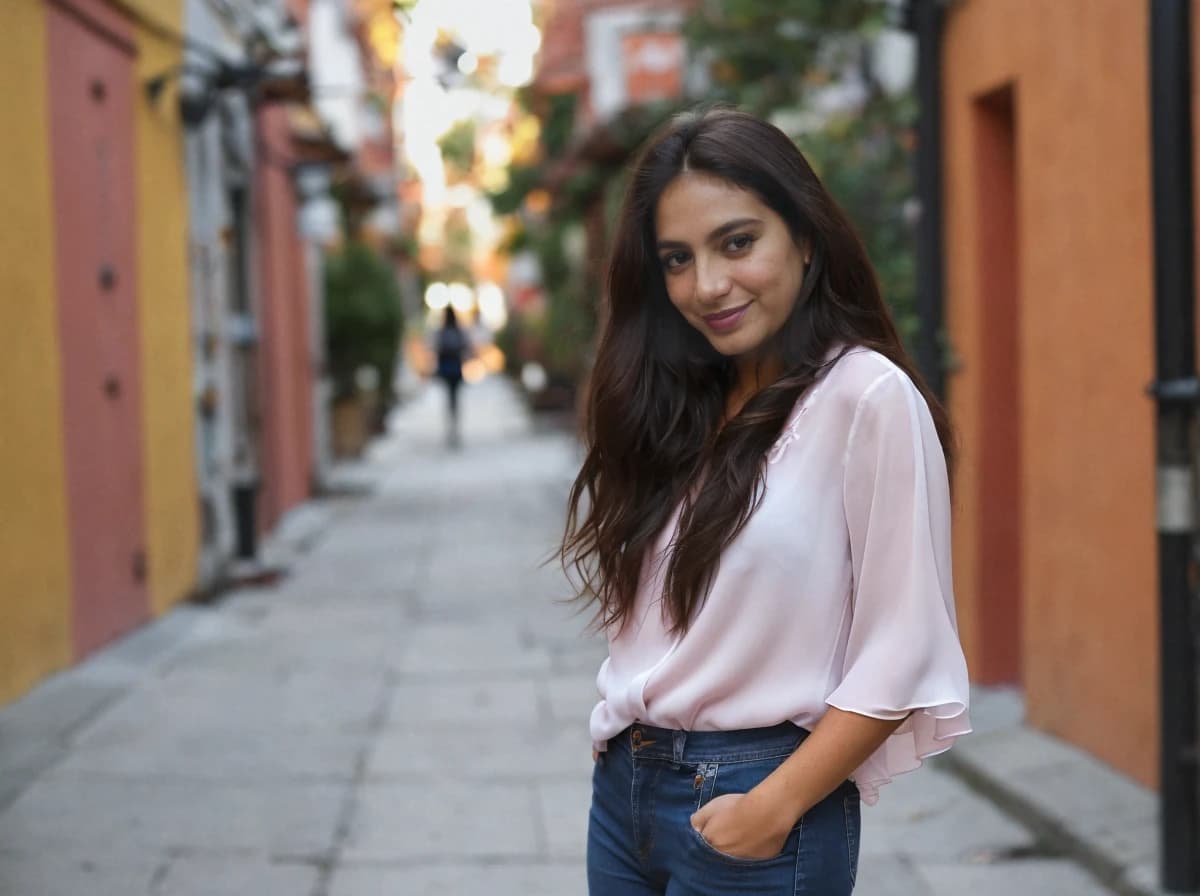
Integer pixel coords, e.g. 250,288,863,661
323,240,404,458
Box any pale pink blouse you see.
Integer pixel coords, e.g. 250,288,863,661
590,347,971,804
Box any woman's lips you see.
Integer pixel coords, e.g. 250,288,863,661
702,302,750,333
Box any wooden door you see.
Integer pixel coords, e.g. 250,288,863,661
47,0,149,656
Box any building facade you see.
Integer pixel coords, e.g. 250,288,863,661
0,0,196,702
937,0,1193,791
0,0,405,709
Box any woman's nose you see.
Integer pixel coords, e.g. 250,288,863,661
695,257,731,303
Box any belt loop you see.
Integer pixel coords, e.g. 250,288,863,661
673,729,686,763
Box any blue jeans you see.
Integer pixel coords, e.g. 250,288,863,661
588,722,860,895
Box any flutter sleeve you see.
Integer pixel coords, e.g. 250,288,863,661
825,369,971,805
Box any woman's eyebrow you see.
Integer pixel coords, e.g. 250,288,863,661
656,217,763,251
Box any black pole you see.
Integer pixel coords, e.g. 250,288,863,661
911,0,946,400
1149,0,1200,890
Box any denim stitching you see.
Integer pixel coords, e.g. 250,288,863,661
641,762,659,862
844,793,859,888
792,812,805,895
632,743,803,764
692,762,716,812
690,825,793,867
629,741,642,864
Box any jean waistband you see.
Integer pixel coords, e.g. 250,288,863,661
612,721,809,763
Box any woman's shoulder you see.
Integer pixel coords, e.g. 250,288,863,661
818,345,912,415
770,346,903,463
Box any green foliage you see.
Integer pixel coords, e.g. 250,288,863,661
686,0,889,114
799,91,919,343
528,221,594,382
436,212,474,284
487,163,542,216
324,241,404,401
437,119,476,177
542,93,579,156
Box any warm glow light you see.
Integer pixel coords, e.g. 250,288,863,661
521,362,547,393
462,358,488,383
481,132,512,168
478,343,506,373
524,188,551,216
401,0,540,315
498,53,534,88
447,282,475,313
425,281,450,310
476,281,507,330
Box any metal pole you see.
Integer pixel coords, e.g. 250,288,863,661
912,0,946,400
1149,0,1200,890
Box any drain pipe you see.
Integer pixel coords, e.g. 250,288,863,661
1148,0,1200,890
908,0,947,400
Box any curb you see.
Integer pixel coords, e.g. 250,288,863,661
939,751,1159,896
938,687,1168,896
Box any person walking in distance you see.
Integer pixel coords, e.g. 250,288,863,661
561,108,971,895
434,305,470,446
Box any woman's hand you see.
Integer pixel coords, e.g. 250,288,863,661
689,792,793,860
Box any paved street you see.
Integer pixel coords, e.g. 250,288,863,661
0,375,1118,895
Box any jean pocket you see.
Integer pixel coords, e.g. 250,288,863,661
696,754,800,827
688,820,801,867
687,753,801,866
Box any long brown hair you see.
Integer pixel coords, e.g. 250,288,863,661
561,107,951,635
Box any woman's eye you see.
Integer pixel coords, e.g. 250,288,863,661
726,234,755,252
662,252,689,270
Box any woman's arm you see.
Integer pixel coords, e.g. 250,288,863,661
690,707,904,859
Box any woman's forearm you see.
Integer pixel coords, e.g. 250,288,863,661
746,707,906,835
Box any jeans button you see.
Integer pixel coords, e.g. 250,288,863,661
631,729,642,747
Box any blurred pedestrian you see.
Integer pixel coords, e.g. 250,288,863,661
561,108,971,895
433,305,470,446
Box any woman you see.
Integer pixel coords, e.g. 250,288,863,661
561,108,971,895
433,305,470,445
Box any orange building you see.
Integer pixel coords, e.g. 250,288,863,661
932,0,1200,797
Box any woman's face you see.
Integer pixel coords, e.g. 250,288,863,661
654,172,807,364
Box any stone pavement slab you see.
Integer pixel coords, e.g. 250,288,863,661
154,856,320,896
0,848,159,896
388,678,542,725
365,722,592,780
56,717,364,782
0,772,345,854
328,862,586,895
916,859,1113,896
341,779,542,861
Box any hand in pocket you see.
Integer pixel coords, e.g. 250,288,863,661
690,793,790,861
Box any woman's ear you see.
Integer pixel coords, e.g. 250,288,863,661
796,236,816,268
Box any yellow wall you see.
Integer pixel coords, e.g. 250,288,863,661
133,3,199,614
943,0,1158,786
0,1,74,703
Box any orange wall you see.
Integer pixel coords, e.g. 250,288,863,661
943,0,1158,786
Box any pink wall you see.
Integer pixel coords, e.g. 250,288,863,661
46,0,149,655
254,104,315,529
